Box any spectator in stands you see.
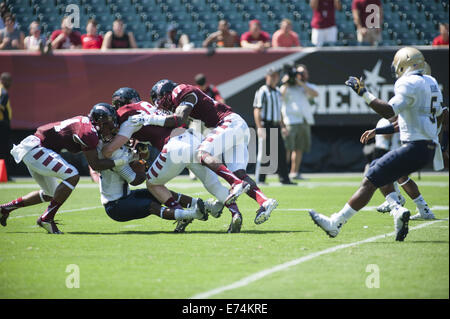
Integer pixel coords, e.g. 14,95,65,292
202,20,240,48
0,2,8,30
240,19,271,52
102,19,137,50
24,21,46,51
0,72,13,180
81,19,103,50
194,73,225,104
50,16,82,50
157,24,190,49
310,0,341,47
352,0,382,46
272,18,301,48
432,23,449,46
0,14,24,50
280,64,318,180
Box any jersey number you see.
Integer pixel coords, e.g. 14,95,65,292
429,96,437,124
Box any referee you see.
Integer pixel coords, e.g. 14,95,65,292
253,68,294,185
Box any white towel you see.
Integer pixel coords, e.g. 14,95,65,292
10,135,41,164
433,143,444,171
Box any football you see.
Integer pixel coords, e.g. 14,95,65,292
129,159,146,173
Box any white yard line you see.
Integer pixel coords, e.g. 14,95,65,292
8,205,103,220
277,206,449,212
190,218,449,299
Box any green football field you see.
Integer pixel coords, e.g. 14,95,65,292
0,173,448,299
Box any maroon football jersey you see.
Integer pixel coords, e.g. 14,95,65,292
117,101,173,151
171,84,233,128
34,116,99,153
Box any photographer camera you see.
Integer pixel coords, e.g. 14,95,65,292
280,64,319,180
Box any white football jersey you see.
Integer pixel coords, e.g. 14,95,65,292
389,73,444,143
97,141,136,204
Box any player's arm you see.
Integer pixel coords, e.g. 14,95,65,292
360,119,399,144
130,94,196,128
102,134,129,159
102,120,140,158
114,163,145,186
345,76,395,118
83,149,118,171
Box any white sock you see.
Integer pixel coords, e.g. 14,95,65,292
334,203,357,223
174,208,200,220
386,192,401,208
190,197,198,208
394,182,401,195
413,195,427,209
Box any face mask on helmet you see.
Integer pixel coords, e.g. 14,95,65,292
89,103,119,142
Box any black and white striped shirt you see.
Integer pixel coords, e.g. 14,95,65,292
253,84,282,123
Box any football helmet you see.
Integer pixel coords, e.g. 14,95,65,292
89,103,119,142
391,47,425,79
150,79,177,111
111,87,141,110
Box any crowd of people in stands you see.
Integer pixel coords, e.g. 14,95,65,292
0,0,448,51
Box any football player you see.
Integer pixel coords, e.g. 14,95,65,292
360,116,436,220
103,88,236,230
309,47,448,241
0,103,128,234
129,80,278,229
95,140,208,232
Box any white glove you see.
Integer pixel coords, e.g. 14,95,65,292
129,113,152,126
129,113,166,127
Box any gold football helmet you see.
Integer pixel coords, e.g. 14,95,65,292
391,47,425,79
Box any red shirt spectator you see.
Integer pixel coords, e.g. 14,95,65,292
81,34,103,49
240,19,271,51
352,0,382,28
81,19,103,49
272,18,300,47
50,16,82,49
432,23,449,46
311,0,340,29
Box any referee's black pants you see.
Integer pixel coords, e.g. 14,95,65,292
258,120,290,183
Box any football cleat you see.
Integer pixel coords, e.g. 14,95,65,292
392,206,410,241
36,216,63,234
410,205,435,220
195,198,208,221
0,206,10,227
204,198,224,218
254,198,278,225
377,193,406,213
309,210,343,238
174,219,193,233
227,212,242,233
224,181,251,206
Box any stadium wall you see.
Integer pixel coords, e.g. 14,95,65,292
1,47,448,175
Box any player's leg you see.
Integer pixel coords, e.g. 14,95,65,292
189,162,243,232
187,162,228,215
398,176,435,220
145,137,191,209
225,139,278,225
376,181,406,213
22,146,80,234
195,117,250,204
310,142,434,241
105,189,204,222
0,189,52,226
